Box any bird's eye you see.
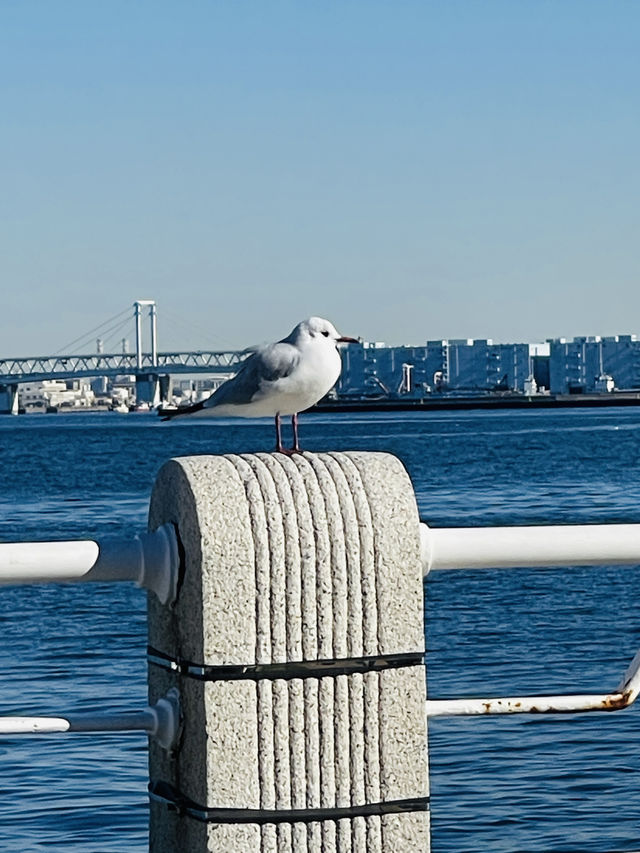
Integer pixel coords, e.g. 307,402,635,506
321,330,330,337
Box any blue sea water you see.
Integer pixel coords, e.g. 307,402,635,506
1,407,640,852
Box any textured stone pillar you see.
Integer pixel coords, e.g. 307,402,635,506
147,451,429,852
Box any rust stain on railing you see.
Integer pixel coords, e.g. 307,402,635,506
426,649,640,718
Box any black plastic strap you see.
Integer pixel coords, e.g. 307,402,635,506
149,780,429,824
147,645,425,682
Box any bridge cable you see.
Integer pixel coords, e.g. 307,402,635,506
62,313,132,356
101,316,139,352
54,307,132,355
161,308,235,351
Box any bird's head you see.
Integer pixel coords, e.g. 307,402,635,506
295,317,359,348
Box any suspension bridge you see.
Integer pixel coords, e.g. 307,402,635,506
0,301,245,413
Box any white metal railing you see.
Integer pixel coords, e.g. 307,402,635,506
426,649,640,718
420,521,640,718
6,522,637,598
420,522,640,573
0,689,180,749
2,521,640,724
0,523,179,604
0,525,182,746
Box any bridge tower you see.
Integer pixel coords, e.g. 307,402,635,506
134,300,158,369
134,300,162,407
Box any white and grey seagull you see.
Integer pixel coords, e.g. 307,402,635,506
163,316,358,453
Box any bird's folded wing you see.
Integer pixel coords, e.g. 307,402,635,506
206,343,300,407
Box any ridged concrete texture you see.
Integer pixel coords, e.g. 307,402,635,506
148,451,429,852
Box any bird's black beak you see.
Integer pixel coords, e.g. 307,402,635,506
337,336,359,344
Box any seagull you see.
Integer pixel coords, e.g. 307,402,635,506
163,316,358,452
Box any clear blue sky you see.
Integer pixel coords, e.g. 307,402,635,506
1,1,638,355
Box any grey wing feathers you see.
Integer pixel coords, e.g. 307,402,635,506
206,343,299,408
257,342,300,381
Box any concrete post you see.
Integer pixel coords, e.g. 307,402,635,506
135,373,161,407
0,383,19,415
158,374,172,404
147,452,429,852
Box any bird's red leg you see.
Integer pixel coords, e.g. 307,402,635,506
291,413,301,452
275,413,285,453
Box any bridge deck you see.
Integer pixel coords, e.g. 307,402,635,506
0,351,245,384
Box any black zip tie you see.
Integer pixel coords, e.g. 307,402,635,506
149,780,429,825
147,645,425,682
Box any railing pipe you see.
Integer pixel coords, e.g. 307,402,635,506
427,648,640,718
421,522,640,574
0,689,180,749
0,524,179,604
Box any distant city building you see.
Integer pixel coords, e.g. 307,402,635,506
445,339,530,392
548,335,640,393
19,379,95,410
339,342,442,396
339,339,533,396
338,334,640,398
170,374,235,406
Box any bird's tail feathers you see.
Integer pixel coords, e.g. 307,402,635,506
161,399,208,421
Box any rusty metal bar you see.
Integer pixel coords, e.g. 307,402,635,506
426,649,640,717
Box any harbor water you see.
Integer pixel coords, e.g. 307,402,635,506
1,408,640,852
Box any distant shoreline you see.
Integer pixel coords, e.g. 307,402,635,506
10,391,640,417
312,391,640,413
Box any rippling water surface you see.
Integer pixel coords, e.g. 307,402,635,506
1,408,640,852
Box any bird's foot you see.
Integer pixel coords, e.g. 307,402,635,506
275,445,302,456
